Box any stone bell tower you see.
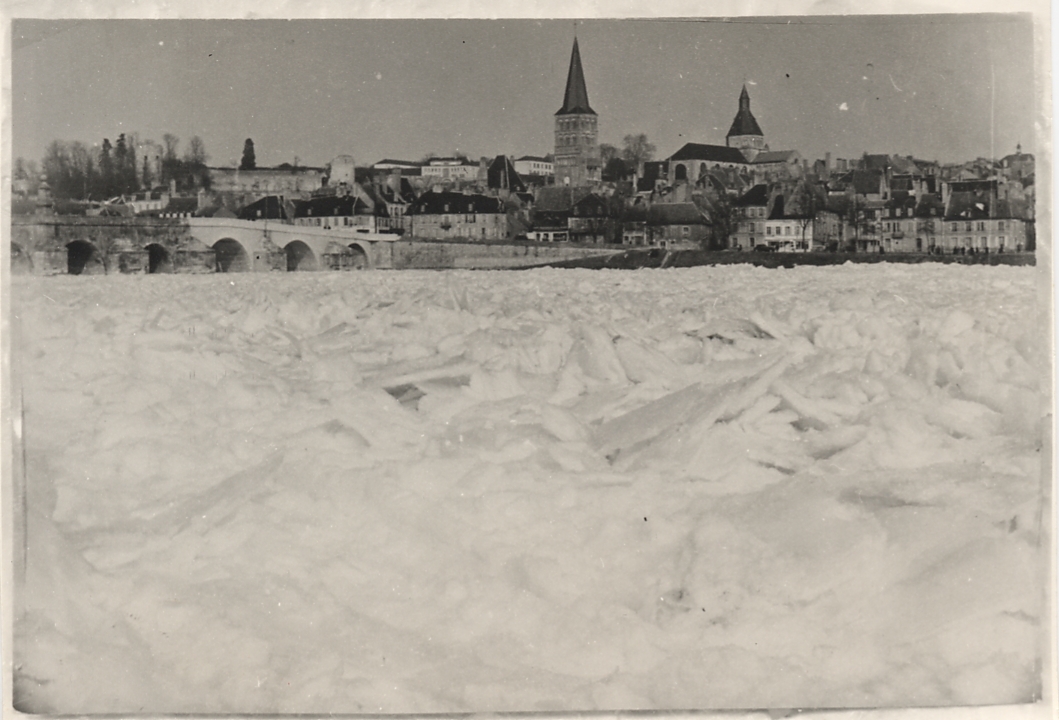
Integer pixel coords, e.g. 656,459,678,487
553,37,600,187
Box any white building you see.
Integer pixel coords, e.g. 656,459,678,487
421,157,479,181
515,156,554,178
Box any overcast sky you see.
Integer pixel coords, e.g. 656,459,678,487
11,14,1039,170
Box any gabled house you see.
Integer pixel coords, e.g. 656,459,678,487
878,193,919,253
763,194,815,252
913,193,945,253
729,184,770,250
238,195,290,221
567,192,614,244
941,191,1027,253
646,202,710,248
621,203,648,246
292,194,380,232
407,190,507,240
527,186,582,241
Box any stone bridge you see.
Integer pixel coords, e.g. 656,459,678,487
10,216,621,274
185,218,396,272
10,216,397,275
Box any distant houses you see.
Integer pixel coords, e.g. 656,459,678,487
16,33,1034,253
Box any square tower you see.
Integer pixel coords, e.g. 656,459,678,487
554,38,600,187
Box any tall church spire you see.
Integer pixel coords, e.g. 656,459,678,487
553,36,600,186
556,37,595,115
726,84,766,160
728,84,763,138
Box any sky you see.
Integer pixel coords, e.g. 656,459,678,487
11,14,1040,170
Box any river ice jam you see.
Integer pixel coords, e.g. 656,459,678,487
11,263,1046,714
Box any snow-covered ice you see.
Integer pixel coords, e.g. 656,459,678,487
9,264,1047,714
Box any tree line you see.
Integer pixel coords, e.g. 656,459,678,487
23,132,212,201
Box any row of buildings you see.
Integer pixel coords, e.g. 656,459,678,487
16,38,1035,254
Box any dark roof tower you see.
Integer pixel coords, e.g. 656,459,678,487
726,85,764,138
556,37,595,116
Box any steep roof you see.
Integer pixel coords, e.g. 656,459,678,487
294,194,372,218
945,192,992,220
648,202,709,226
516,155,551,163
408,191,502,215
556,37,595,116
487,156,527,193
534,186,592,212
914,194,945,218
852,169,884,196
238,195,288,220
751,150,797,165
726,85,764,138
571,192,609,217
889,156,918,174
734,183,769,207
668,142,749,165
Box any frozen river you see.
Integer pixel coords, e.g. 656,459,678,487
10,264,1048,714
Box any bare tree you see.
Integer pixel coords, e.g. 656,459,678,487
791,180,824,249
599,143,619,166
185,135,208,166
621,133,656,173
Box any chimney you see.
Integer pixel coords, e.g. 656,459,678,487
825,152,831,171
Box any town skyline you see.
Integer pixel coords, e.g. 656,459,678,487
13,15,1038,171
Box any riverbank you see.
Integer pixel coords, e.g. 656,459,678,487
536,248,1037,270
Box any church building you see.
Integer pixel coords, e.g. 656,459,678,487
553,38,601,187
665,85,801,185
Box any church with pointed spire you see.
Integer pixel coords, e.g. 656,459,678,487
726,85,767,161
553,37,601,187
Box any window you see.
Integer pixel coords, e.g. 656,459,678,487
976,221,985,231
785,226,791,236
767,226,773,236
951,222,958,231
965,222,973,232
682,226,690,237
998,221,1006,231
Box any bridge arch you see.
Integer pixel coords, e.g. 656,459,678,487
214,238,250,272
146,243,173,274
66,240,104,275
347,243,368,270
285,240,319,271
